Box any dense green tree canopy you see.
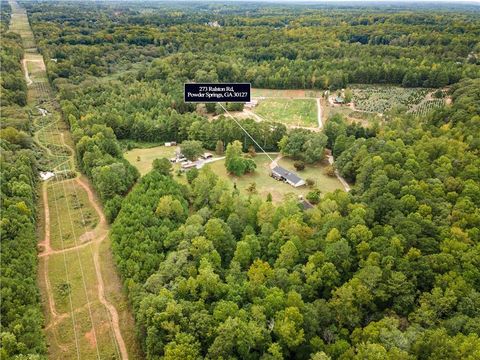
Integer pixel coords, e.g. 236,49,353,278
110,79,480,358
0,4,46,356
7,1,479,359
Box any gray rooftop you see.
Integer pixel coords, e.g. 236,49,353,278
272,166,304,185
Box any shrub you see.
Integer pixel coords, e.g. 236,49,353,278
306,178,316,187
294,160,305,171
324,164,336,177
306,189,321,204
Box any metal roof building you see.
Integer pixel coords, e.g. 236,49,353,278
271,166,306,187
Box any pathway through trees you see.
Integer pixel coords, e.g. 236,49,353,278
8,1,136,358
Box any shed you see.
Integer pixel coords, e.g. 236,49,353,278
40,171,55,181
181,161,196,169
334,96,345,104
201,152,213,160
271,166,305,187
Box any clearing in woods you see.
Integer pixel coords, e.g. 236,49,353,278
250,88,322,128
8,1,141,359
254,98,318,127
124,145,345,202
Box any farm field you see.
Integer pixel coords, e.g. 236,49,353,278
324,85,447,125
350,85,430,113
253,98,317,127
409,99,446,116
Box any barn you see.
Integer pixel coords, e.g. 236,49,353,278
271,166,305,187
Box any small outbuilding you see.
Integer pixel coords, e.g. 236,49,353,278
40,171,55,181
201,152,213,160
165,141,177,147
298,195,314,210
271,166,305,187
334,96,345,104
181,161,196,169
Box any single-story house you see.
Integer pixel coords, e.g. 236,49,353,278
271,166,305,187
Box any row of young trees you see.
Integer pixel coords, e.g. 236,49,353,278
0,6,47,356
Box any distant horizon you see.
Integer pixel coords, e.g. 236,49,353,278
26,0,479,6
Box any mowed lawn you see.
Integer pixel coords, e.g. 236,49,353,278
124,145,178,175
125,147,345,202
205,154,344,202
254,98,317,127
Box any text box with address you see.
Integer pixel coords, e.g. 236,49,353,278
184,83,251,103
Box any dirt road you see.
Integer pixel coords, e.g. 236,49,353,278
316,98,323,129
11,0,131,358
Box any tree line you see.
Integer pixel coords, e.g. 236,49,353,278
25,1,479,89
0,5,47,356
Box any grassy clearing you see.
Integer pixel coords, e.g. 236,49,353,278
47,179,98,251
254,98,317,127
48,247,98,312
99,236,144,359
124,145,178,175
323,103,381,127
201,154,343,202
125,147,344,201
41,245,120,359
49,296,119,359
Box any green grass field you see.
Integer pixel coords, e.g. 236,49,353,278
194,155,343,202
124,145,179,175
42,248,120,359
254,98,317,127
47,180,98,251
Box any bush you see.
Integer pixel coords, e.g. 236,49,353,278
324,164,336,177
306,189,321,204
294,160,305,171
306,178,316,187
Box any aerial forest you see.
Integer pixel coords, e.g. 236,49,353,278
1,0,479,359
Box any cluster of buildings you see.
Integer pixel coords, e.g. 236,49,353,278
170,148,214,170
